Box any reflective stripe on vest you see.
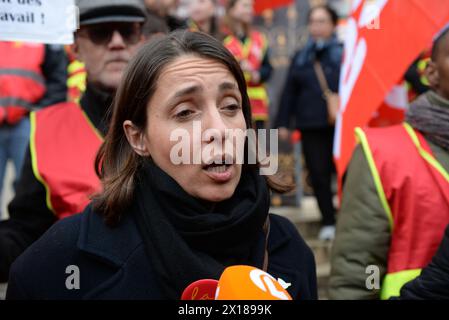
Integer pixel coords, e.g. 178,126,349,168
67,60,87,103
247,86,268,101
403,122,449,184
0,97,35,109
380,269,422,300
0,69,45,85
247,85,269,120
30,102,103,219
355,127,394,229
355,123,449,299
0,42,46,106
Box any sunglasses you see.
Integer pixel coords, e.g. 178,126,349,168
79,22,143,46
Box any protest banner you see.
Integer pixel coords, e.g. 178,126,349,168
0,0,77,44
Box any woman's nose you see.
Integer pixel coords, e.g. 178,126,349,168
202,108,228,143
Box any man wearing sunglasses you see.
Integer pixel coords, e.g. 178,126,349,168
0,0,147,282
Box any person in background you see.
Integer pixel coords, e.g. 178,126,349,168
276,5,342,241
405,49,432,102
329,26,449,300
0,0,148,283
143,10,169,37
222,0,272,130
187,0,221,39
0,42,67,217
66,9,168,104
143,0,186,31
6,30,317,300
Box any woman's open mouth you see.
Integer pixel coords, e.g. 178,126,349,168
202,157,234,182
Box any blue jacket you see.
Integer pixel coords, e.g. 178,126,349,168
276,36,343,130
6,205,317,300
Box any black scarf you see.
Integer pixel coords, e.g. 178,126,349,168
132,161,270,299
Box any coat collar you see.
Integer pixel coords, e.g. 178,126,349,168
77,205,143,268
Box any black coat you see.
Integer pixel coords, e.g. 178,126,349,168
6,205,317,300
276,36,343,130
398,223,449,299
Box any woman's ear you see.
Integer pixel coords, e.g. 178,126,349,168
426,60,440,91
123,120,150,156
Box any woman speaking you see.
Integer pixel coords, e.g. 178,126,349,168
6,31,317,300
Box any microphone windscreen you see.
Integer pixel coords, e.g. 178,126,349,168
181,279,219,300
215,265,292,300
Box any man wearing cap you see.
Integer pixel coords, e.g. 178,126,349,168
0,0,147,282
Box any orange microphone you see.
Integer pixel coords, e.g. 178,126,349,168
215,265,292,300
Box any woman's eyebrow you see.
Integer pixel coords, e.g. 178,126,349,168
219,82,238,91
171,85,203,100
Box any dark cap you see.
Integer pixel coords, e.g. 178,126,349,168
77,0,147,26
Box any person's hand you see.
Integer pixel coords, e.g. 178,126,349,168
278,127,289,141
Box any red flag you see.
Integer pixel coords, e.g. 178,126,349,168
368,81,408,127
334,0,449,185
254,0,293,15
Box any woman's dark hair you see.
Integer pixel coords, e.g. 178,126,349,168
308,5,339,26
94,30,292,226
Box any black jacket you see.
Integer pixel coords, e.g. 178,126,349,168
0,86,111,282
276,36,343,130
38,45,68,109
6,205,317,300
398,223,449,299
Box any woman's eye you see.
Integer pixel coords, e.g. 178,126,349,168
223,104,241,113
175,109,195,119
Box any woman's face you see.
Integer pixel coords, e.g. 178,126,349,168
189,0,215,25
308,8,336,41
127,55,247,202
229,0,254,25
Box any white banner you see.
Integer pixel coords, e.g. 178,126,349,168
0,0,78,44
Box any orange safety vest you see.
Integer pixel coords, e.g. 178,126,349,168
223,31,269,122
30,102,103,219
64,45,87,104
0,41,46,122
356,123,449,299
